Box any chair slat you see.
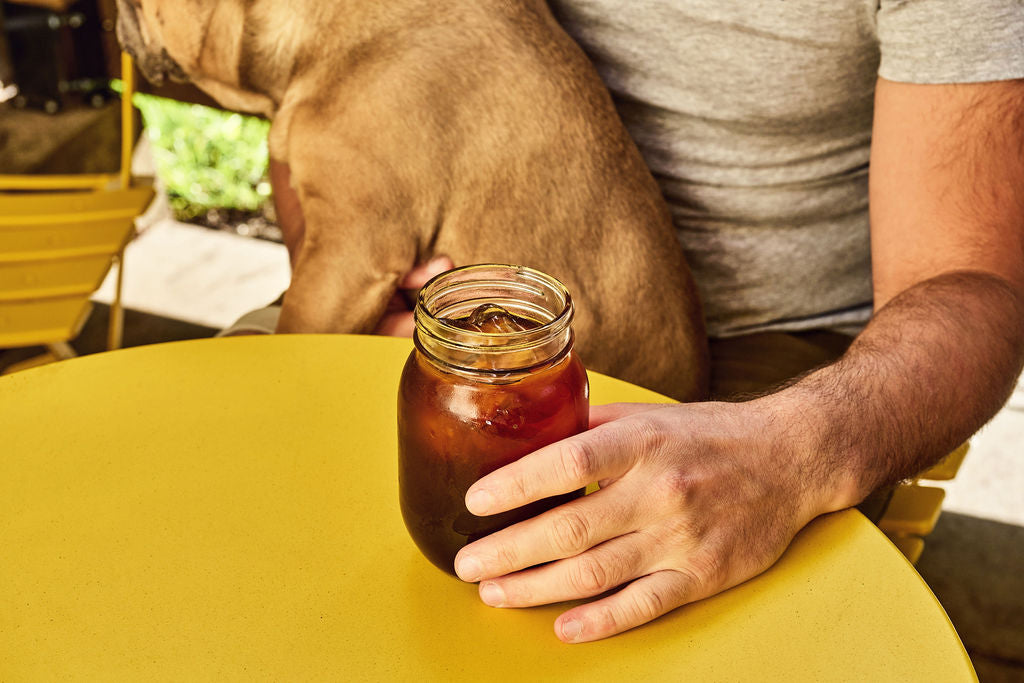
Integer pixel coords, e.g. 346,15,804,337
0,174,119,192
919,443,970,481
878,485,946,538
0,297,93,347
0,219,134,258
0,253,113,301
0,185,153,218
886,534,925,565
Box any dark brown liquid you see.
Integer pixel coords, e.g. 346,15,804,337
398,308,589,575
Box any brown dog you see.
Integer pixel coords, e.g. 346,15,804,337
116,0,709,401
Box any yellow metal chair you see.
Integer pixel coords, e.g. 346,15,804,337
0,54,154,373
879,442,970,564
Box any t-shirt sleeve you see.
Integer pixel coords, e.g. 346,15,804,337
877,0,1024,83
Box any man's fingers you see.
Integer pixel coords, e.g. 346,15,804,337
474,531,651,607
375,256,454,336
399,256,454,289
374,311,415,337
465,421,644,517
554,569,697,643
454,485,641,581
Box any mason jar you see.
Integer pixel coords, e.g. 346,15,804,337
398,264,590,575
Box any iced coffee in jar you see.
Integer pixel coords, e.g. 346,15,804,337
398,264,589,575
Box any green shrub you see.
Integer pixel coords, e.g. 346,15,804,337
127,89,272,219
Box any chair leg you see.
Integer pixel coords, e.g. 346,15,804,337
48,341,77,360
108,248,126,351
111,52,137,353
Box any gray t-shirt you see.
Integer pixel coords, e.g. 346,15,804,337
548,0,1024,337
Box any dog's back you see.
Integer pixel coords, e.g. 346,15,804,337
117,0,709,401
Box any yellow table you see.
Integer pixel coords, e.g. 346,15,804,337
0,335,975,681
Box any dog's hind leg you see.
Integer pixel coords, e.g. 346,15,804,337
276,232,416,335
273,176,419,335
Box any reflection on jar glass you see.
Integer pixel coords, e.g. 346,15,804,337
398,264,590,575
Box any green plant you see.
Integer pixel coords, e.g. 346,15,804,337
123,86,272,219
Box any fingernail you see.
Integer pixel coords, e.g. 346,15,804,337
479,582,506,607
560,618,583,642
465,488,494,515
455,554,482,582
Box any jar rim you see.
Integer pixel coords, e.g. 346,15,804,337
413,263,575,370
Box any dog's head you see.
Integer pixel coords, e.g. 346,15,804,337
115,0,295,117
115,0,188,86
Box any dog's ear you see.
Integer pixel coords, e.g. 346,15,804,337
115,0,180,85
114,0,143,54
134,0,214,78
120,0,269,115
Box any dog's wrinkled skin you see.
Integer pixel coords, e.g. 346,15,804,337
116,0,187,86
116,0,709,400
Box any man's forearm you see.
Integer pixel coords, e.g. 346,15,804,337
769,270,1024,513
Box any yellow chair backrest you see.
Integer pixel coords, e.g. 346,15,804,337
0,54,154,356
0,185,153,347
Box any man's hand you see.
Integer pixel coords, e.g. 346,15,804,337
453,398,830,643
373,256,455,337
454,78,1024,643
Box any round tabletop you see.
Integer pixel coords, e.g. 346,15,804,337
0,335,975,681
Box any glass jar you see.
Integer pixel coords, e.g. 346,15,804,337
398,264,590,575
